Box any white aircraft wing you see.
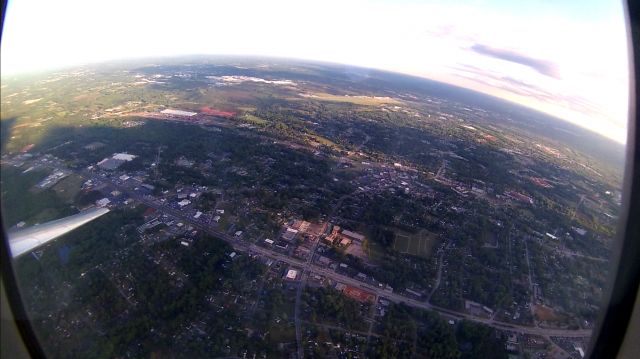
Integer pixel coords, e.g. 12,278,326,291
7,207,110,258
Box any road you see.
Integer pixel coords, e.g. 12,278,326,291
85,171,592,340
538,240,608,262
427,249,445,302
435,159,447,180
558,249,608,262
293,274,305,359
293,233,322,358
524,238,538,326
292,189,362,357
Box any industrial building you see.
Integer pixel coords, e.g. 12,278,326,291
97,153,137,170
36,169,69,189
341,229,365,242
282,227,299,242
161,109,197,117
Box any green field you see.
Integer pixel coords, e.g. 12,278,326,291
363,238,386,261
297,92,402,106
392,229,437,258
306,134,339,149
242,113,268,125
268,323,295,342
52,174,84,202
0,166,77,226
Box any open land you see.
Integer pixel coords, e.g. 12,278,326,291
0,57,623,359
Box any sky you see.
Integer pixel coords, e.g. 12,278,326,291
0,0,631,143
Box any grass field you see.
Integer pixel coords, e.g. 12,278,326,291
306,134,339,149
242,114,268,125
363,238,386,262
1,166,76,226
392,229,437,258
268,323,295,342
480,229,499,248
52,174,84,203
533,304,559,322
298,92,402,106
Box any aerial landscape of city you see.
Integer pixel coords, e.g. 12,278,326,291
0,57,625,358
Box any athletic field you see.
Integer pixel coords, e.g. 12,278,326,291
392,229,437,258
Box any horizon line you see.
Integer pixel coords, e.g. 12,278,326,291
0,53,629,145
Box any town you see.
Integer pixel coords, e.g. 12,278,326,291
1,59,623,358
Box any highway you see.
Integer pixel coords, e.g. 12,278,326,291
293,230,322,358
88,172,592,340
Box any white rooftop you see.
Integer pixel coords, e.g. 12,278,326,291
341,230,365,241
286,269,298,280
113,153,137,161
161,109,197,117
96,198,111,207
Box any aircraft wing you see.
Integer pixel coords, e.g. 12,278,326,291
7,207,110,258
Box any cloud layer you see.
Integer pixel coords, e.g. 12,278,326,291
470,44,561,79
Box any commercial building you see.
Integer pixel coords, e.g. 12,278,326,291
97,153,137,170
96,198,111,207
112,153,137,161
282,228,298,242
339,238,351,247
285,269,299,280
161,109,197,117
38,170,68,188
342,285,376,303
341,230,365,242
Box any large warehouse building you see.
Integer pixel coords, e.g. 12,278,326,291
161,109,197,117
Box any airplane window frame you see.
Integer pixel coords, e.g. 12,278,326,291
587,1,640,357
0,1,638,358
0,3,48,358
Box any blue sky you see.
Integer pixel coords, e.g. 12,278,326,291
0,0,631,142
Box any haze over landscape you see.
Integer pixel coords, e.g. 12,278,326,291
1,0,630,142
0,1,631,358
0,54,626,358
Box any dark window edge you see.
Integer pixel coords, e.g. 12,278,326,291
588,1,640,358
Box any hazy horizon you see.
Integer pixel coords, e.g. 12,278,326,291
0,0,630,143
